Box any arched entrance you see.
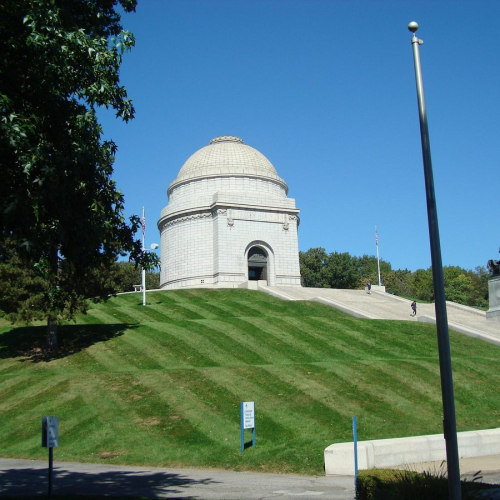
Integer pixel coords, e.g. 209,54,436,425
248,246,268,282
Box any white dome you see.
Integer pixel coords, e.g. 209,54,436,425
168,136,287,194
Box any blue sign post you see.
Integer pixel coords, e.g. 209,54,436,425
353,416,358,491
240,402,256,453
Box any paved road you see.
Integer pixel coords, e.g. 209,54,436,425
2,457,499,499
0,458,356,499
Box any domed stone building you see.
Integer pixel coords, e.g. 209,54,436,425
157,136,301,289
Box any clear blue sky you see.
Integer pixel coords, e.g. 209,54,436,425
99,0,499,272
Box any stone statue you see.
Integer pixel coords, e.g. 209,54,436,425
487,247,500,277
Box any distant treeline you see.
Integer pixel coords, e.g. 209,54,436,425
112,261,160,293
300,248,489,308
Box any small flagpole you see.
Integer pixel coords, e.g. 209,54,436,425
375,226,381,286
142,206,146,306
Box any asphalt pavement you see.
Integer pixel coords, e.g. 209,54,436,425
0,458,355,499
1,456,499,499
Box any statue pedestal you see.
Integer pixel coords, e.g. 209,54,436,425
486,276,500,322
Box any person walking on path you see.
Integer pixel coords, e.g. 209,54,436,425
410,301,417,317
366,281,371,294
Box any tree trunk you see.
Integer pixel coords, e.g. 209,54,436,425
46,246,60,349
47,317,58,349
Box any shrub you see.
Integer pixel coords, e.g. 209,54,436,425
356,466,498,500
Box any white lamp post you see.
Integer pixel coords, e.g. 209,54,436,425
142,243,159,306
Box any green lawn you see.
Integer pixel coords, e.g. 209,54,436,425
0,289,499,475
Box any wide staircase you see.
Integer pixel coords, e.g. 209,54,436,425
259,285,500,346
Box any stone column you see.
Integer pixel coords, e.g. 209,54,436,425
486,276,500,321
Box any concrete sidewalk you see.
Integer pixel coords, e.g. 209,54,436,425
263,286,500,346
0,458,356,499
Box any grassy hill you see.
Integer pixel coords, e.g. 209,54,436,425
0,289,499,475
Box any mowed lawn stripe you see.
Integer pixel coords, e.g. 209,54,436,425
137,303,183,324
256,363,363,430
177,290,249,319
0,375,68,413
199,366,299,439
48,374,190,463
135,323,220,367
0,373,30,401
113,325,201,370
199,363,346,445
207,292,274,318
204,319,290,366
246,364,350,438
246,315,346,362
157,292,223,320
139,370,238,446
184,320,269,366
159,321,249,367
120,302,178,324
309,361,408,428
452,354,500,383
366,359,443,414
352,362,443,431
80,307,130,325
0,377,71,453
271,315,358,360
452,358,500,413
146,296,207,320
72,374,185,458
222,317,316,364
282,315,394,361
164,367,297,447
223,292,311,317
116,371,243,468
335,325,411,360
70,340,130,372
71,312,105,325
82,303,139,325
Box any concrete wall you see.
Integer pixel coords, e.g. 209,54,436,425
324,428,500,475
160,214,214,288
487,277,500,321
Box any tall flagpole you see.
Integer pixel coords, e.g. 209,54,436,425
408,21,461,499
142,206,146,306
375,226,381,286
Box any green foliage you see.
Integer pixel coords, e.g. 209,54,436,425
355,254,392,287
469,266,489,308
0,239,49,322
323,251,360,288
111,261,160,293
300,248,489,309
383,269,413,298
446,273,472,305
299,247,329,287
0,0,157,324
299,249,391,289
356,467,497,500
410,268,434,303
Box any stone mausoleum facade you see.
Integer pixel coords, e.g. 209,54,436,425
157,136,301,289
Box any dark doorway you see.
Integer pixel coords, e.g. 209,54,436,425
248,247,268,281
